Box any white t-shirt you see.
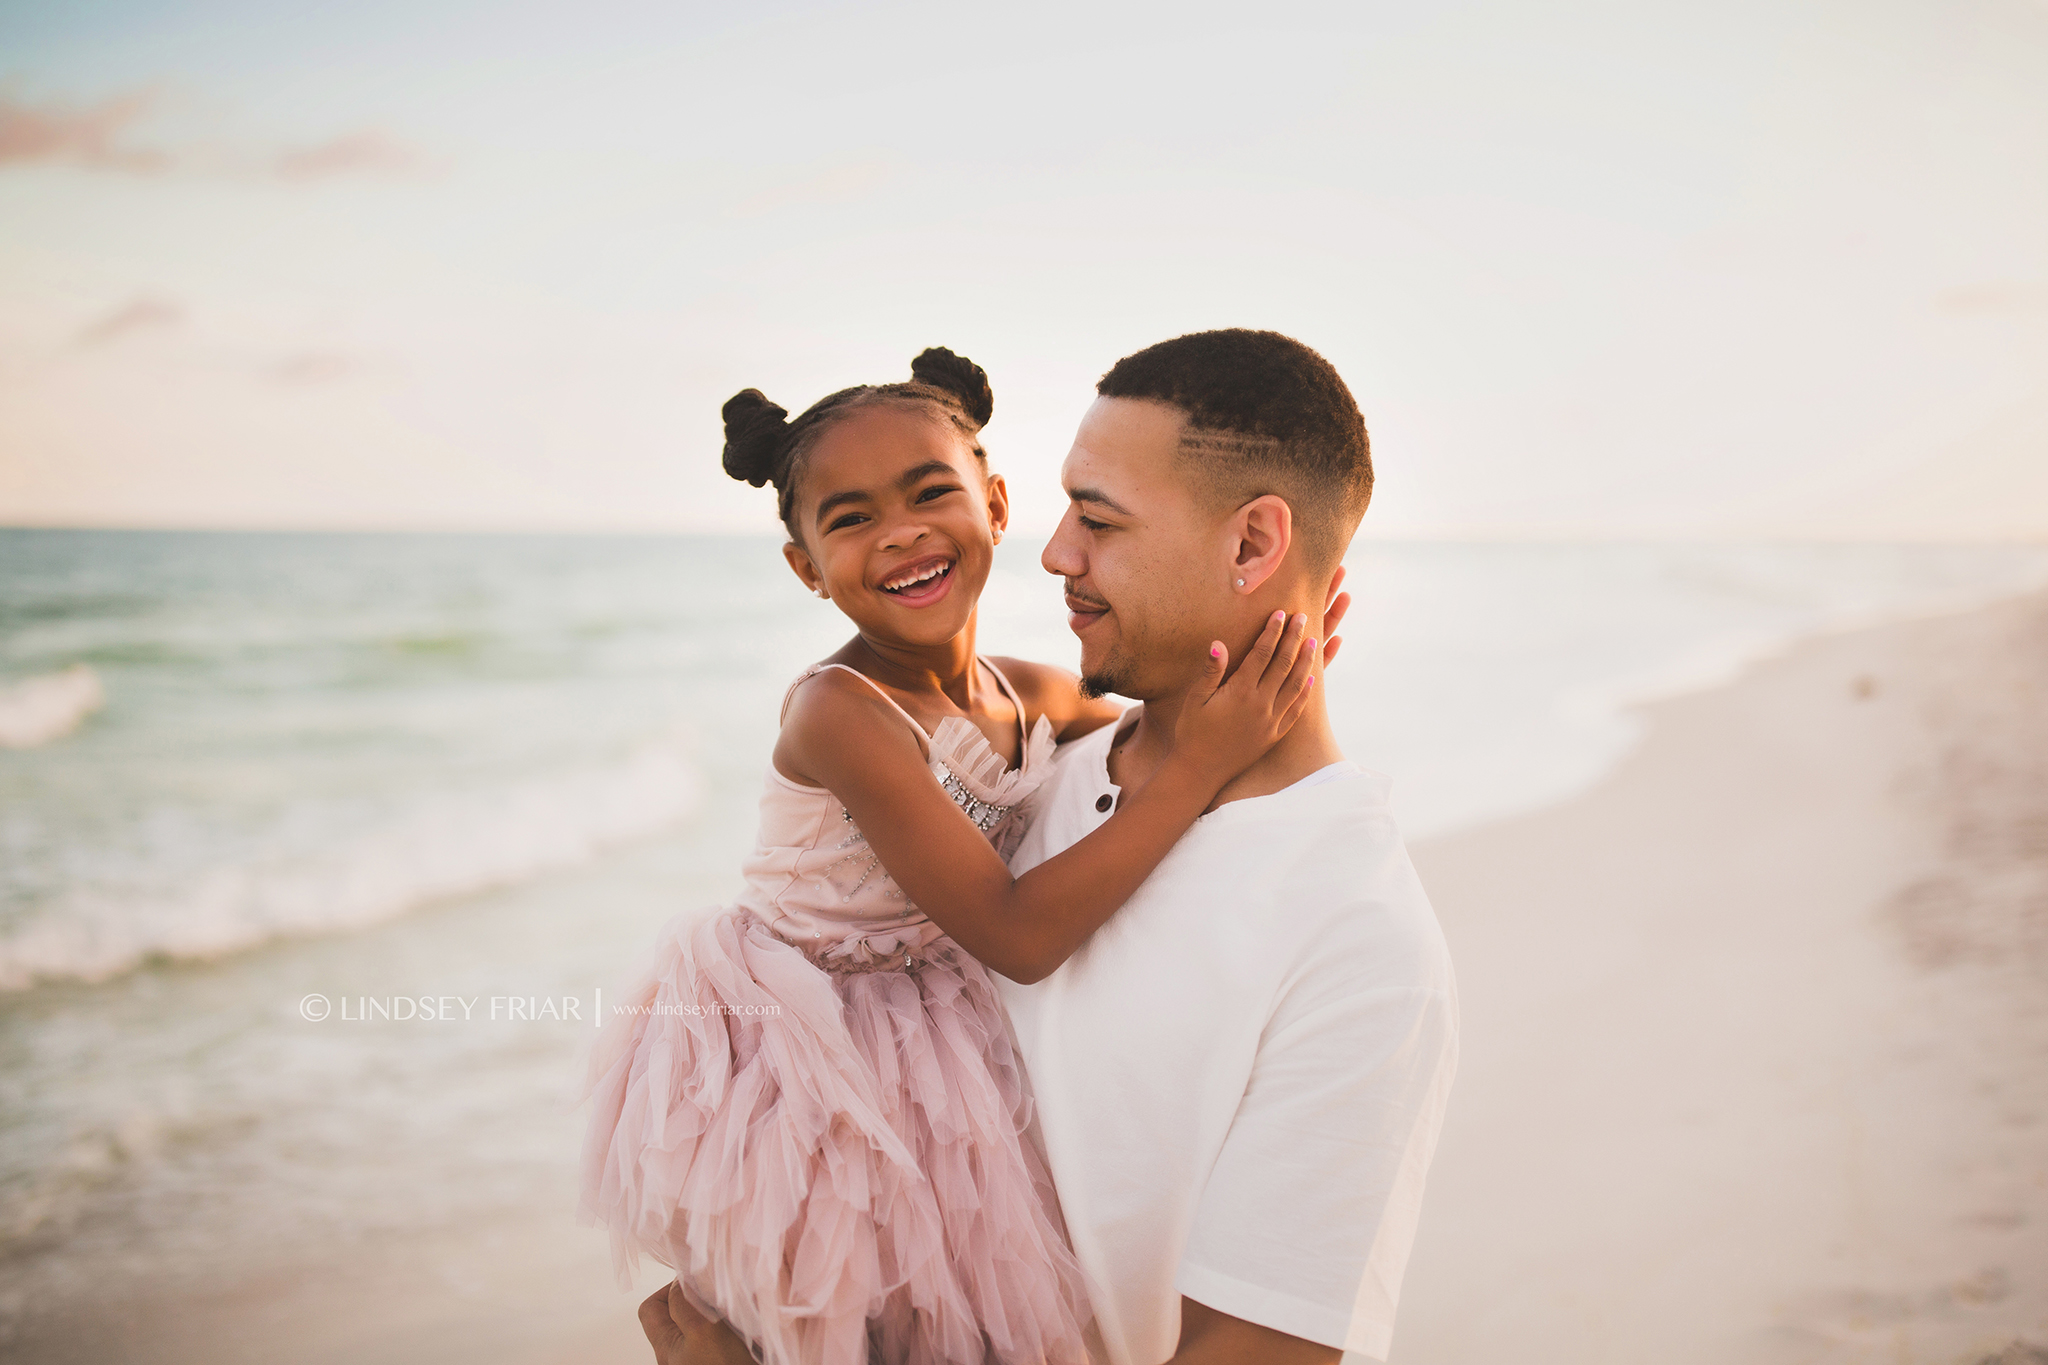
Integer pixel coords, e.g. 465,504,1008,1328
999,718,1459,1365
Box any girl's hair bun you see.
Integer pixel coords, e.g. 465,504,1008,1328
909,348,994,428
721,389,791,487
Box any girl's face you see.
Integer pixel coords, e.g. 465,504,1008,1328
782,404,1009,650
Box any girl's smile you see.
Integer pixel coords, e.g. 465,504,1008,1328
782,404,1008,648
876,554,957,606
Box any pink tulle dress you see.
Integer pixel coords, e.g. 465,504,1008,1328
580,659,1096,1365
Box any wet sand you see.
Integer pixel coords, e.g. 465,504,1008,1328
1392,590,2048,1365
12,591,2047,1364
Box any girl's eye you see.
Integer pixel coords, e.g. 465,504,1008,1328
915,485,959,503
827,513,870,532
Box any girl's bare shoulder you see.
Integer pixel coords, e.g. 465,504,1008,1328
774,665,926,786
985,656,1124,742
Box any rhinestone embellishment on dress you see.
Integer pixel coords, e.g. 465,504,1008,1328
824,763,1014,903
936,762,1014,832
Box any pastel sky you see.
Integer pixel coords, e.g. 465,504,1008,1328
2,0,2044,538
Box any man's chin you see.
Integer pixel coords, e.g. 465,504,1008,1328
1079,663,1136,701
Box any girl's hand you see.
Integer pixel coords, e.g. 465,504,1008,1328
1171,610,1319,785
1322,566,1351,669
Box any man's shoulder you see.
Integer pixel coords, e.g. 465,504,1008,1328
1213,778,1452,995
984,656,1076,712
1033,706,1128,791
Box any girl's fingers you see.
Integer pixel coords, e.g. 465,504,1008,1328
1322,635,1344,668
1323,591,1352,645
1239,611,1287,686
1192,639,1229,703
1259,613,1310,690
1268,628,1318,733
1276,626,1317,708
1279,670,1317,730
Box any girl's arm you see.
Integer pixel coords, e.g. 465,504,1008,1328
779,611,1318,984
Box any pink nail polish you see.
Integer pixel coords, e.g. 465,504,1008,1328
1210,644,1222,658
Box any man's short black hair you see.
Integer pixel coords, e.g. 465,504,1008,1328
1096,329,1370,571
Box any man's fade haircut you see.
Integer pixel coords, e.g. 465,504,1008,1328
1095,329,1370,572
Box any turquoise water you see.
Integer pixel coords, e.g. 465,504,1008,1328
1,527,2045,1339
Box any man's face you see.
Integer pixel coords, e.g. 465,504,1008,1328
1042,397,1229,699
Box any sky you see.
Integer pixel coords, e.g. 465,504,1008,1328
0,0,2044,539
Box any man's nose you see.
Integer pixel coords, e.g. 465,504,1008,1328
1042,510,1083,577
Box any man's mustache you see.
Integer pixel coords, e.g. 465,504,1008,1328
1062,581,1110,611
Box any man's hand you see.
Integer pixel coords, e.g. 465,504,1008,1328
638,1282,754,1365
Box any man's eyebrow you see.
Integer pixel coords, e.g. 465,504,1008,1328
1067,487,1135,517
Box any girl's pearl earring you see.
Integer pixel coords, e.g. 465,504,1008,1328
813,588,827,599
1235,578,1246,588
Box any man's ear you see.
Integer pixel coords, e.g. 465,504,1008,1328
984,471,1011,543
783,540,826,598
1229,494,1293,594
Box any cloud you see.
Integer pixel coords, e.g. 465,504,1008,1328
1935,282,2048,316
0,91,169,173
76,297,184,346
0,92,432,182
274,131,427,181
268,352,358,384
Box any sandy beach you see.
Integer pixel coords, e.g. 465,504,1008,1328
1395,589,2048,1364
8,587,2045,1365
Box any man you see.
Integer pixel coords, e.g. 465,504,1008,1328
642,329,1459,1365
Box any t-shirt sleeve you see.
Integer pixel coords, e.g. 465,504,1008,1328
1174,968,1459,1361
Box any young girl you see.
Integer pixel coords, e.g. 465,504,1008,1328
580,348,1319,1365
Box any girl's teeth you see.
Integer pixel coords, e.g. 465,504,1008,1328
888,564,947,591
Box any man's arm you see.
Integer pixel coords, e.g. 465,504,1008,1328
637,1283,1345,1365
1167,1296,1342,1365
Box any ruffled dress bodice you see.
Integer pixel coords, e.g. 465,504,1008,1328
733,662,1057,972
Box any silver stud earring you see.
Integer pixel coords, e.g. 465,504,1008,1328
1235,578,1246,588
813,588,827,599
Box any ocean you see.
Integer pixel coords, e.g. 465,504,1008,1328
2,527,2045,1340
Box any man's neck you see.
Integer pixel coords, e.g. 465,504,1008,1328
1107,690,1344,812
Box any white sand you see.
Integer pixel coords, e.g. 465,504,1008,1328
20,593,2045,1363
1390,592,2048,1365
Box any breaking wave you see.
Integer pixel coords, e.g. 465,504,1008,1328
0,736,701,991
0,664,105,749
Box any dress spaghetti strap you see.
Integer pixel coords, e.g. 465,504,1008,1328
978,658,1033,773
780,660,1035,770
781,663,935,758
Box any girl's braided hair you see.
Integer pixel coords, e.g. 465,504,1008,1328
721,347,995,536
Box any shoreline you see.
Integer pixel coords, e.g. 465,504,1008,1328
1392,589,2048,1364
4,586,2045,1363
4,538,2046,1001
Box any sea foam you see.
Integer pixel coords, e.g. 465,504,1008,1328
0,733,701,991
0,665,105,749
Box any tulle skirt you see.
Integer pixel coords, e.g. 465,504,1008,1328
579,907,1096,1365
